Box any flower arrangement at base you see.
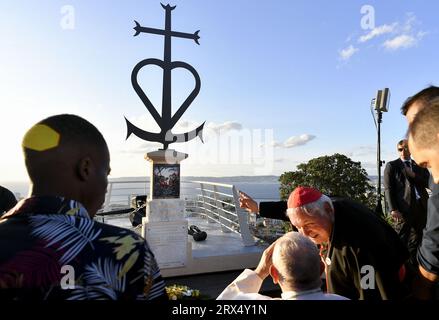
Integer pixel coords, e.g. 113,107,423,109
166,284,202,300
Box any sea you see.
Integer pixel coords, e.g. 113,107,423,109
1,176,282,204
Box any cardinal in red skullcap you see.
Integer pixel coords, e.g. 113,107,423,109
239,185,409,300
287,186,322,208
286,186,333,245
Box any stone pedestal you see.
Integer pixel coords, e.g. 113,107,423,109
142,149,190,269
142,199,188,268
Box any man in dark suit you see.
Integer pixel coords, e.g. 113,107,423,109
384,139,429,264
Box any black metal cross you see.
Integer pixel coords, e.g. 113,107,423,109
125,3,204,150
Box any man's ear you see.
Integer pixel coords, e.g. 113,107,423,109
323,202,333,216
76,157,93,182
270,265,279,284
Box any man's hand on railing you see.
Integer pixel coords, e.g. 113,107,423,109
239,191,259,214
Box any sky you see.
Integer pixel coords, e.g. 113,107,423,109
1,0,439,185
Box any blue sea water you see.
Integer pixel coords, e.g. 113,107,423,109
1,179,281,203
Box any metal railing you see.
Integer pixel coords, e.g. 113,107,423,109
190,181,255,246
102,179,148,212
102,179,256,246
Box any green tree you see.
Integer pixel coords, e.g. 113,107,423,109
279,153,377,209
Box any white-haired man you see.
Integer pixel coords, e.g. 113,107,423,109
217,232,348,300
240,186,409,300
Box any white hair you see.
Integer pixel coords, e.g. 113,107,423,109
287,194,334,220
272,232,322,291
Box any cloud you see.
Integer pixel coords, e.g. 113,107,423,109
119,140,160,154
339,45,359,61
176,120,194,129
259,141,283,148
259,134,316,149
271,141,283,148
349,145,376,157
119,118,244,155
358,23,397,43
139,141,161,148
383,34,417,50
380,14,426,51
207,121,243,133
283,134,316,148
341,13,428,61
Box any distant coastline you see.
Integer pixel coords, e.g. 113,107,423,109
0,176,281,201
1,174,379,201
110,175,280,183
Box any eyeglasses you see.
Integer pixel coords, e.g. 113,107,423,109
398,147,408,152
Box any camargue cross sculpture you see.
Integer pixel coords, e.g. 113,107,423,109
125,3,205,150
126,3,207,272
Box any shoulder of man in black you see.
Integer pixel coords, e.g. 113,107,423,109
418,178,439,275
0,186,17,213
330,197,408,267
385,158,405,172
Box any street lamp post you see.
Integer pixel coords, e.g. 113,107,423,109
372,88,390,217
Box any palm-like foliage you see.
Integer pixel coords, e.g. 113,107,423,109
30,215,102,264
68,258,126,300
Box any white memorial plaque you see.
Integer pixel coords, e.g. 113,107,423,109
144,220,188,269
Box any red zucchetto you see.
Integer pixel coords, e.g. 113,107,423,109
288,186,322,208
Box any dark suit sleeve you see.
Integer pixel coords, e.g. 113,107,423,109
418,192,439,275
413,165,430,189
259,201,288,221
383,162,397,213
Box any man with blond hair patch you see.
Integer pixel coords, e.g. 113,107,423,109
0,114,166,300
217,232,348,300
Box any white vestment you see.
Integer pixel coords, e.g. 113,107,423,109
217,269,349,300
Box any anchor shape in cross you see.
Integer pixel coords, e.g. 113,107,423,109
125,3,205,150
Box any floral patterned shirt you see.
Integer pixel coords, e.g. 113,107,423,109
0,196,166,300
